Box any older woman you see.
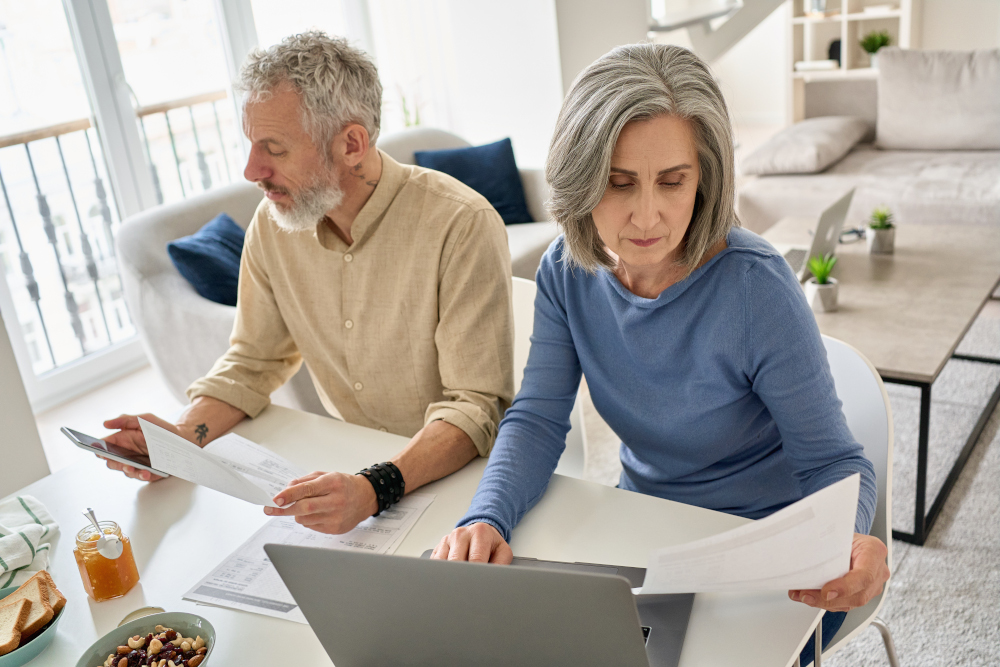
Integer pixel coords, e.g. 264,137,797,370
433,44,888,654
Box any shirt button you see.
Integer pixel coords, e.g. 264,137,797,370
344,319,354,329
344,253,353,262
354,382,363,391
379,427,387,432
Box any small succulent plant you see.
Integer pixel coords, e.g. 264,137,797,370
860,30,892,54
808,253,838,285
868,206,894,230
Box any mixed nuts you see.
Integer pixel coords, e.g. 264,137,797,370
97,624,208,667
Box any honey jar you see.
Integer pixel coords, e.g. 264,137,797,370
73,521,140,601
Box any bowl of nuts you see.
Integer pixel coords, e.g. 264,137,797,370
75,613,214,667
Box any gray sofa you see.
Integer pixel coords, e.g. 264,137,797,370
117,127,560,413
738,48,1000,234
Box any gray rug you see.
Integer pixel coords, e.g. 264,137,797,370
578,305,1000,666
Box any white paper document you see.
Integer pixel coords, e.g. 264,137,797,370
635,474,860,595
183,493,435,623
139,419,308,507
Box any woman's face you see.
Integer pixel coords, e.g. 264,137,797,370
591,114,700,270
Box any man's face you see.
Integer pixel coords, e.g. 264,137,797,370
243,83,343,231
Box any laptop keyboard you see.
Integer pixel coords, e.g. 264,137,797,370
783,248,807,273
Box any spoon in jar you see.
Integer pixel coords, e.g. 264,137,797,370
82,508,124,559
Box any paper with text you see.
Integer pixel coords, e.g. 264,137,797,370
636,474,860,595
139,419,305,507
183,493,435,623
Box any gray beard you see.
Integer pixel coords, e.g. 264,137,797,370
268,180,345,232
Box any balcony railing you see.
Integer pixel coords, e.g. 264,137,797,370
0,89,242,376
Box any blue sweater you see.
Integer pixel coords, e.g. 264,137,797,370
459,228,877,540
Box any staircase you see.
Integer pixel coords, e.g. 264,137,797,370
650,0,787,62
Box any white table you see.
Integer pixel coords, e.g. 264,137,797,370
11,405,822,666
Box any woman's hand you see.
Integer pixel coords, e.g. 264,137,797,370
431,523,513,564
789,533,889,612
101,413,176,482
264,471,379,534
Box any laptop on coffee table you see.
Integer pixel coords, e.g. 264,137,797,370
265,544,694,667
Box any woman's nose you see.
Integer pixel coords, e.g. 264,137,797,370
631,189,660,230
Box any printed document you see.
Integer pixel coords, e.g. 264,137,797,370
139,419,307,507
635,474,860,595
183,493,435,623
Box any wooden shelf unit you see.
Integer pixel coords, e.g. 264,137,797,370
788,0,922,123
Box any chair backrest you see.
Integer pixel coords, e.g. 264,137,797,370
511,277,585,478
820,335,894,655
377,127,471,166
0,312,49,497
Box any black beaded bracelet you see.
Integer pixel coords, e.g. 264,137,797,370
357,461,405,516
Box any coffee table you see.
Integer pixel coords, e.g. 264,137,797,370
764,218,1000,545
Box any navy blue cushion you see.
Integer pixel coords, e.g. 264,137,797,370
167,213,245,306
414,138,532,224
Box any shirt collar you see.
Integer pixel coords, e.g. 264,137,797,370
315,149,408,251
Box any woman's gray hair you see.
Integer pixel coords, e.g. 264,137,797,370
546,43,738,274
237,31,383,157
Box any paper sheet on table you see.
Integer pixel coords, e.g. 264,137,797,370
183,493,435,623
635,474,859,595
139,419,306,507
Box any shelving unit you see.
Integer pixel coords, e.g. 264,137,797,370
788,0,922,123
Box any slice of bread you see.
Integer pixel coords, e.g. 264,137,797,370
36,571,66,614
0,598,31,656
0,574,53,638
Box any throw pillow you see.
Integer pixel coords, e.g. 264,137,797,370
876,47,1000,150
414,138,533,224
741,117,871,176
166,213,245,307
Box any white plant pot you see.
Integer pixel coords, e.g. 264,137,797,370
805,277,839,313
867,226,895,254
869,53,879,69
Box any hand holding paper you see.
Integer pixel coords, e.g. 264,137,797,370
139,418,307,508
635,474,861,595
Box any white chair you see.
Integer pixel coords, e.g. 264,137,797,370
511,277,586,479
0,312,49,497
802,335,899,667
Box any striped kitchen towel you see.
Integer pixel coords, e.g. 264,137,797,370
0,495,58,588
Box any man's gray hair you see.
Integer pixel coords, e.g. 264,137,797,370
237,31,383,155
546,43,738,274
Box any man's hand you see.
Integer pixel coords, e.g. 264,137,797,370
264,472,380,534
789,533,889,612
101,413,177,482
431,522,513,564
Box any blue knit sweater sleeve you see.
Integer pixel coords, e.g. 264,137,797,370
456,249,582,541
743,255,877,535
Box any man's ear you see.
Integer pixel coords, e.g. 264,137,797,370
335,124,371,168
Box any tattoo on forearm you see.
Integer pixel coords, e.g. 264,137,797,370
366,180,379,187
195,423,208,444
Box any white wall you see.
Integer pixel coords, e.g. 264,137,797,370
553,0,650,95
368,0,564,168
920,0,1000,50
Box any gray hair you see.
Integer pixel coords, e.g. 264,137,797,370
237,31,383,157
546,43,738,274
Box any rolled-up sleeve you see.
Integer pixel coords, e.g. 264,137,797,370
186,213,302,417
424,208,514,456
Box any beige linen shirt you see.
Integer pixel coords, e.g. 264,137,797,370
187,151,514,456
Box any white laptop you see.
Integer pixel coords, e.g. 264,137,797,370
772,188,855,281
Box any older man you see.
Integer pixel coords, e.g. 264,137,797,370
102,32,514,534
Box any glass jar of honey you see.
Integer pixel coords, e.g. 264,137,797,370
73,521,140,601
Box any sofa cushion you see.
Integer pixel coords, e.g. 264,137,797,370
741,117,870,176
414,138,532,224
166,213,245,306
877,47,1000,150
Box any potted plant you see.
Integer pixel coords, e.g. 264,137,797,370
860,30,892,69
866,205,895,254
805,253,838,313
